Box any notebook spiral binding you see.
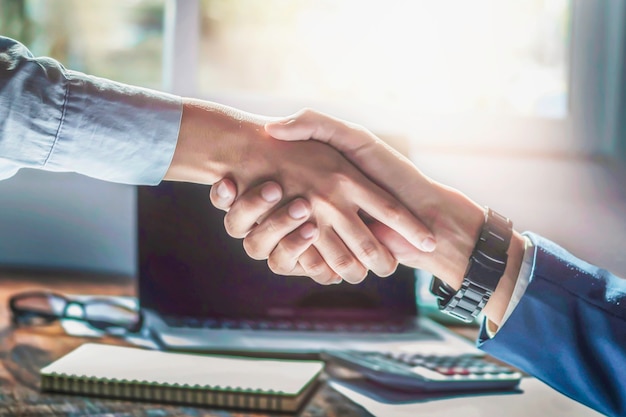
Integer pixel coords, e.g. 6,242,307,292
41,373,286,410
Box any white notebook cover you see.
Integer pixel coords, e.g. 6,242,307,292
41,343,324,395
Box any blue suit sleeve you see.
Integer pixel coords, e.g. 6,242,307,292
0,36,182,184
478,232,626,417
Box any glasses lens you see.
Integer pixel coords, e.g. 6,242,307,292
83,300,140,330
13,292,67,313
11,292,68,324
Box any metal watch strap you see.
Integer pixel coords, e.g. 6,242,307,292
430,208,513,322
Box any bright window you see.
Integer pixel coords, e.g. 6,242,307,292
198,0,570,120
0,0,165,89
3,0,623,154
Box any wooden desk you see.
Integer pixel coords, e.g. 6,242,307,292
0,269,602,417
0,269,369,417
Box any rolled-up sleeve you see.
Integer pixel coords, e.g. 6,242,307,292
0,36,182,185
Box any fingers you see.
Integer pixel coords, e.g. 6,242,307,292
351,181,436,253
368,220,424,268
266,109,436,253
312,225,369,284
222,181,283,238
265,223,318,276
329,210,398,278
210,177,338,282
228,182,402,282
243,198,312,259
210,178,237,211
212,179,386,285
260,220,342,285
297,246,342,285
242,198,365,283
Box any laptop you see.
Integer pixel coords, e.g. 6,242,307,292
137,182,480,357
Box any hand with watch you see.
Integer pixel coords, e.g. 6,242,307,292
208,109,526,328
207,110,626,416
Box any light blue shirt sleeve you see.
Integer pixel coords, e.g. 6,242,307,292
0,36,182,185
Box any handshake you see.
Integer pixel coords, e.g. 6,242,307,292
165,102,525,327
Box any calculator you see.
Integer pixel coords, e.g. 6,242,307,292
322,350,522,392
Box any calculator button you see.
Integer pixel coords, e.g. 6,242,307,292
452,367,471,376
409,366,448,380
433,366,454,376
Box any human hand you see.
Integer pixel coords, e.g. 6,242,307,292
166,99,436,283
261,109,488,284
210,109,481,286
214,109,527,323
210,178,425,282
210,174,439,283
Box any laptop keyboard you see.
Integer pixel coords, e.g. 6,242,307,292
163,315,415,333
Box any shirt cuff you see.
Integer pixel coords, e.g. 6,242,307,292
44,70,182,185
485,235,535,337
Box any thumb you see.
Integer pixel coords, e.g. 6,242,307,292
210,178,237,212
265,109,366,155
264,116,314,142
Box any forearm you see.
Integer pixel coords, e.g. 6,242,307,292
0,36,181,185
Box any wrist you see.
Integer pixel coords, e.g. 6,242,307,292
164,98,266,185
482,230,524,325
423,185,523,324
420,183,485,286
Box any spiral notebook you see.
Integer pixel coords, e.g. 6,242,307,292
40,343,323,412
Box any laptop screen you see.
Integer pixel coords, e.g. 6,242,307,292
137,182,418,321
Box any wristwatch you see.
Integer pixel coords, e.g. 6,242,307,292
430,207,513,322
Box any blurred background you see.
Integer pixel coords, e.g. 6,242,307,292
0,0,625,283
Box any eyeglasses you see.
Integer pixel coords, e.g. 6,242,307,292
9,290,143,335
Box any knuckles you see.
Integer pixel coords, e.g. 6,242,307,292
379,200,404,224
356,239,379,261
355,240,398,277
301,257,329,277
332,253,358,272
